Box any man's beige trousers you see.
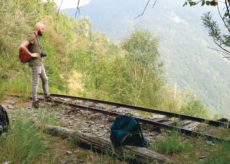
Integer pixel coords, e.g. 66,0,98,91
31,65,49,102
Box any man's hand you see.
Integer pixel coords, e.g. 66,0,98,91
31,53,40,58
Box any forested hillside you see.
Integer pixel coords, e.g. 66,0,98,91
62,0,230,117
0,0,211,119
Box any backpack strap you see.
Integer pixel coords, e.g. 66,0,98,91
135,119,145,144
33,32,41,49
32,34,36,45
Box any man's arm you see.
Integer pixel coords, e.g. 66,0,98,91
19,41,39,58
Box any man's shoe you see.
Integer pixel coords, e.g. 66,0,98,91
32,100,40,108
45,94,53,101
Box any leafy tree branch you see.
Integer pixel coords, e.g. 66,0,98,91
184,0,230,58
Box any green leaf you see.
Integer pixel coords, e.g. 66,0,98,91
183,2,188,7
224,12,229,18
188,2,198,6
206,1,210,6
201,0,205,6
189,2,195,6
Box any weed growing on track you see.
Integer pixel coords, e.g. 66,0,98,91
203,141,230,164
36,105,64,127
152,130,194,155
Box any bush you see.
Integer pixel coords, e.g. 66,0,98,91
180,99,210,118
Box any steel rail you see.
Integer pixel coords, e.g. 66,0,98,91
42,98,230,143
48,93,229,128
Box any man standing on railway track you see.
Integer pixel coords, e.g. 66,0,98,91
20,22,52,108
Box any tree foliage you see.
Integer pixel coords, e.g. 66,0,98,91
0,0,211,118
184,0,230,58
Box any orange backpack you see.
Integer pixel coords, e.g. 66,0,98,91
19,34,35,63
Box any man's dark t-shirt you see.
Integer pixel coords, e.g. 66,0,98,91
26,34,42,67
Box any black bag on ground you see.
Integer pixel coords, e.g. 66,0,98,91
0,105,9,136
110,114,148,147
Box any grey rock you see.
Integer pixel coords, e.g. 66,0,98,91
72,158,78,161
156,135,164,140
206,141,215,146
66,151,72,154
146,137,154,142
82,128,90,132
208,129,217,133
10,101,17,105
133,113,141,117
44,141,50,145
142,130,149,133
7,105,13,109
102,130,108,133
99,125,104,128
149,131,158,136
2,161,11,164
108,117,115,122
59,160,67,164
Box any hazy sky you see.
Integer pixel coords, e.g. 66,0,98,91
44,0,91,9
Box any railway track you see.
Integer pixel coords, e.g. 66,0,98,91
48,94,229,127
11,93,230,143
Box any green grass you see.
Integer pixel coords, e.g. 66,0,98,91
0,106,68,164
0,76,31,100
0,74,65,101
0,117,53,163
203,141,230,164
36,106,62,126
67,134,80,148
153,130,194,155
89,151,128,164
76,151,88,159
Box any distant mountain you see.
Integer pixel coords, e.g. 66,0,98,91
62,0,230,117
